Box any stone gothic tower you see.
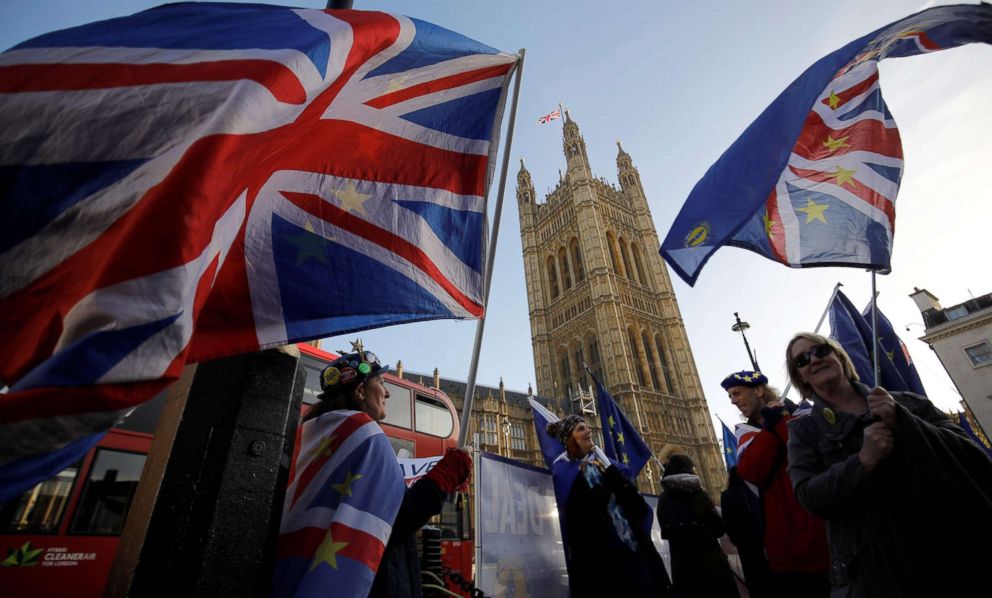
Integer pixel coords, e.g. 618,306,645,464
517,113,725,496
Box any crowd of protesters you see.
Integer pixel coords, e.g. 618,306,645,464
279,335,992,598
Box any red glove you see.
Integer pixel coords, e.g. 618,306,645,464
424,448,472,493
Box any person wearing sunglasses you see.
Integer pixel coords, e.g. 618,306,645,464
279,343,471,598
723,370,829,597
785,332,992,598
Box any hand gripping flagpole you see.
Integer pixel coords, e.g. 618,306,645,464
781,282,843,399
458,50,525,447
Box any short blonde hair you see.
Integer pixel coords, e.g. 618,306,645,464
785,332,859,399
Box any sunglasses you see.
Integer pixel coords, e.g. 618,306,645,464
792,343,833,369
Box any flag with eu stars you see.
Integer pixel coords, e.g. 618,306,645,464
861,301,927,396
720,418,738,469
829,289,919,392
957,413,992,460
274,410,405,597
587,368,653,481
660,3,992,286
0,2,516,501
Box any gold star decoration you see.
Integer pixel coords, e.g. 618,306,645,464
616,433,625,444
823,135,850,152
332,471,364,498
622,454,630,465
310,531,349,571
286,220,331,265
832,166,856,187
608,415,615,427
334,182,372,217
349,339,365,353
310,433,338,460
827,91,842,109
797,199,829,225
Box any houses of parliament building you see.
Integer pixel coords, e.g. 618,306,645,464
403,112,725,497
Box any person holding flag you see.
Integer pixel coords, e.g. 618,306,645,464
543,414,671,597
724,370,829,597
274,344,471,598
786,333,992,597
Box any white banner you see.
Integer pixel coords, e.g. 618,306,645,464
397,455,442,487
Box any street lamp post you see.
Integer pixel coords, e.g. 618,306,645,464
732,312,761,371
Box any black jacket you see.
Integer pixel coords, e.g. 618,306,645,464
563,464,671,598
789,383,992,597
657,474,738,598
368,477,446,598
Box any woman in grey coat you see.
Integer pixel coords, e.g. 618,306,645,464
785,332,992,597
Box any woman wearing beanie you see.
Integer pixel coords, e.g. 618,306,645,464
657,454,738,597
545,415,671,598
274,344,471,598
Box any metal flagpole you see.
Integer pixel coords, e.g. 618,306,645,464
458,49,525,446
781,282,843,399
871,271,880,386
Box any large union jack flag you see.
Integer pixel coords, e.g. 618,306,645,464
660,3,991,286
0,2,517,500
274,410,405,597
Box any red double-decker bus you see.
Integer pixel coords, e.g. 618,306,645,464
1,343,473,597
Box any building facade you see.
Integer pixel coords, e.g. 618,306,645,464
911,287,992,436
515,113,724,496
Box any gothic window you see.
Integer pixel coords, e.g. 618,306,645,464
627,329,645,386
570,238,585,282
619,238,636,284
631,243,648,288
607,231,622,275
547,256,560,300
511,425,526,451
572,344,585,388
642,330,661,390
655,333,674,394
559,350,573,397
558,248,572,290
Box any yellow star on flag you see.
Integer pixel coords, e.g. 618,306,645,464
763,213,776,239
311,433,338,460
287,220,331,265
334,182,372,217
310,531,349,571
832,166,856,187
608,415,615,427
332,471,363,498
823,135,850,151
797,199,829,224
622,454,630,465
827,91,842,109
616,433,625,444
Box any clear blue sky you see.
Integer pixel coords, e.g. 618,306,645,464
4,1,989,436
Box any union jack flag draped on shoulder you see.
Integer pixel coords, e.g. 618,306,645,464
0,2,517,500
660,3,992,286
275,410,405,597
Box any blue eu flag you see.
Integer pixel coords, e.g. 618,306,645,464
829,290,919,393
588,369,653,481
862,303,927,396
720,419,739,469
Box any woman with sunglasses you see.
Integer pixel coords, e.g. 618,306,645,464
278,345,471,598
784,332,992,598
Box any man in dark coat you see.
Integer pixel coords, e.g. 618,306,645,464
721,466,771,597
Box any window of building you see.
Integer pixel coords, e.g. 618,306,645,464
619,239,636,283
628,329,645,386
571,238,585,282
655,334,675,394
547,256,560,300
415,394,454,438
70,449,146,535
1,463,80,534
559,248,572,290
643,331,660,390
383,382,413,430
511,425,527,451
607,232,622,275
560,352,573,397
631,243,648,288
946,306,968,320
965,341,992,366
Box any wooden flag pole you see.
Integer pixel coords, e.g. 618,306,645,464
458,49,526,446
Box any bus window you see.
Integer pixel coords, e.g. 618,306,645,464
69,449,145,535
415,394,453,438
387,436,416,459
299,354,328,406
382,382,412,430
0,464,79,534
